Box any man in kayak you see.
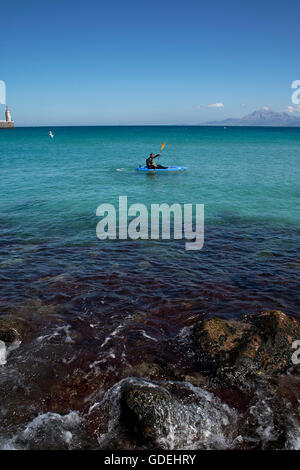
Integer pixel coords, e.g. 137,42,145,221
146,153,168,169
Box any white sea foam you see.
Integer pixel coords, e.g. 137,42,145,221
141,330,158,342
0,341,7,365
248,391,277,446
156,382,240,450
0,411,82,450
285,400,300,450
37,324,74,344
0,339,22,366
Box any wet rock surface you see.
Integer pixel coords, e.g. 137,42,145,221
120,383,174,446
193,310,300,385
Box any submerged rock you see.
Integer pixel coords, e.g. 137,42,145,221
193,310,300,384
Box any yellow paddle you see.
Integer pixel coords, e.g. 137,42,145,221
157,142,166,164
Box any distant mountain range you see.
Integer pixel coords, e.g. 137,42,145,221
205,109,300,127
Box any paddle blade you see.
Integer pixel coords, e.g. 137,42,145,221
161,142,166,151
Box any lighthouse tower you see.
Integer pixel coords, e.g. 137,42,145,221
0,105,14,128
5,105,12,122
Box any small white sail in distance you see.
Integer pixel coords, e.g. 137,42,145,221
49,131,54,139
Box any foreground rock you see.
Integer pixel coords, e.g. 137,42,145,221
116,378,239,449
193,310,300,385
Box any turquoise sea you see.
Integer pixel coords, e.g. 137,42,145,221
0,126,299,449
1,126,299,314
1,126,300,243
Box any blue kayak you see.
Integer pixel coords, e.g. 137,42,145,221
136,165,187,172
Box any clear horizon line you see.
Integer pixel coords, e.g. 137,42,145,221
9,123,300,129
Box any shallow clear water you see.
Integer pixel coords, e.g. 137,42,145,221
0,126,299,449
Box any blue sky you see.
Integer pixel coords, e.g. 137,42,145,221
1,0,300,125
